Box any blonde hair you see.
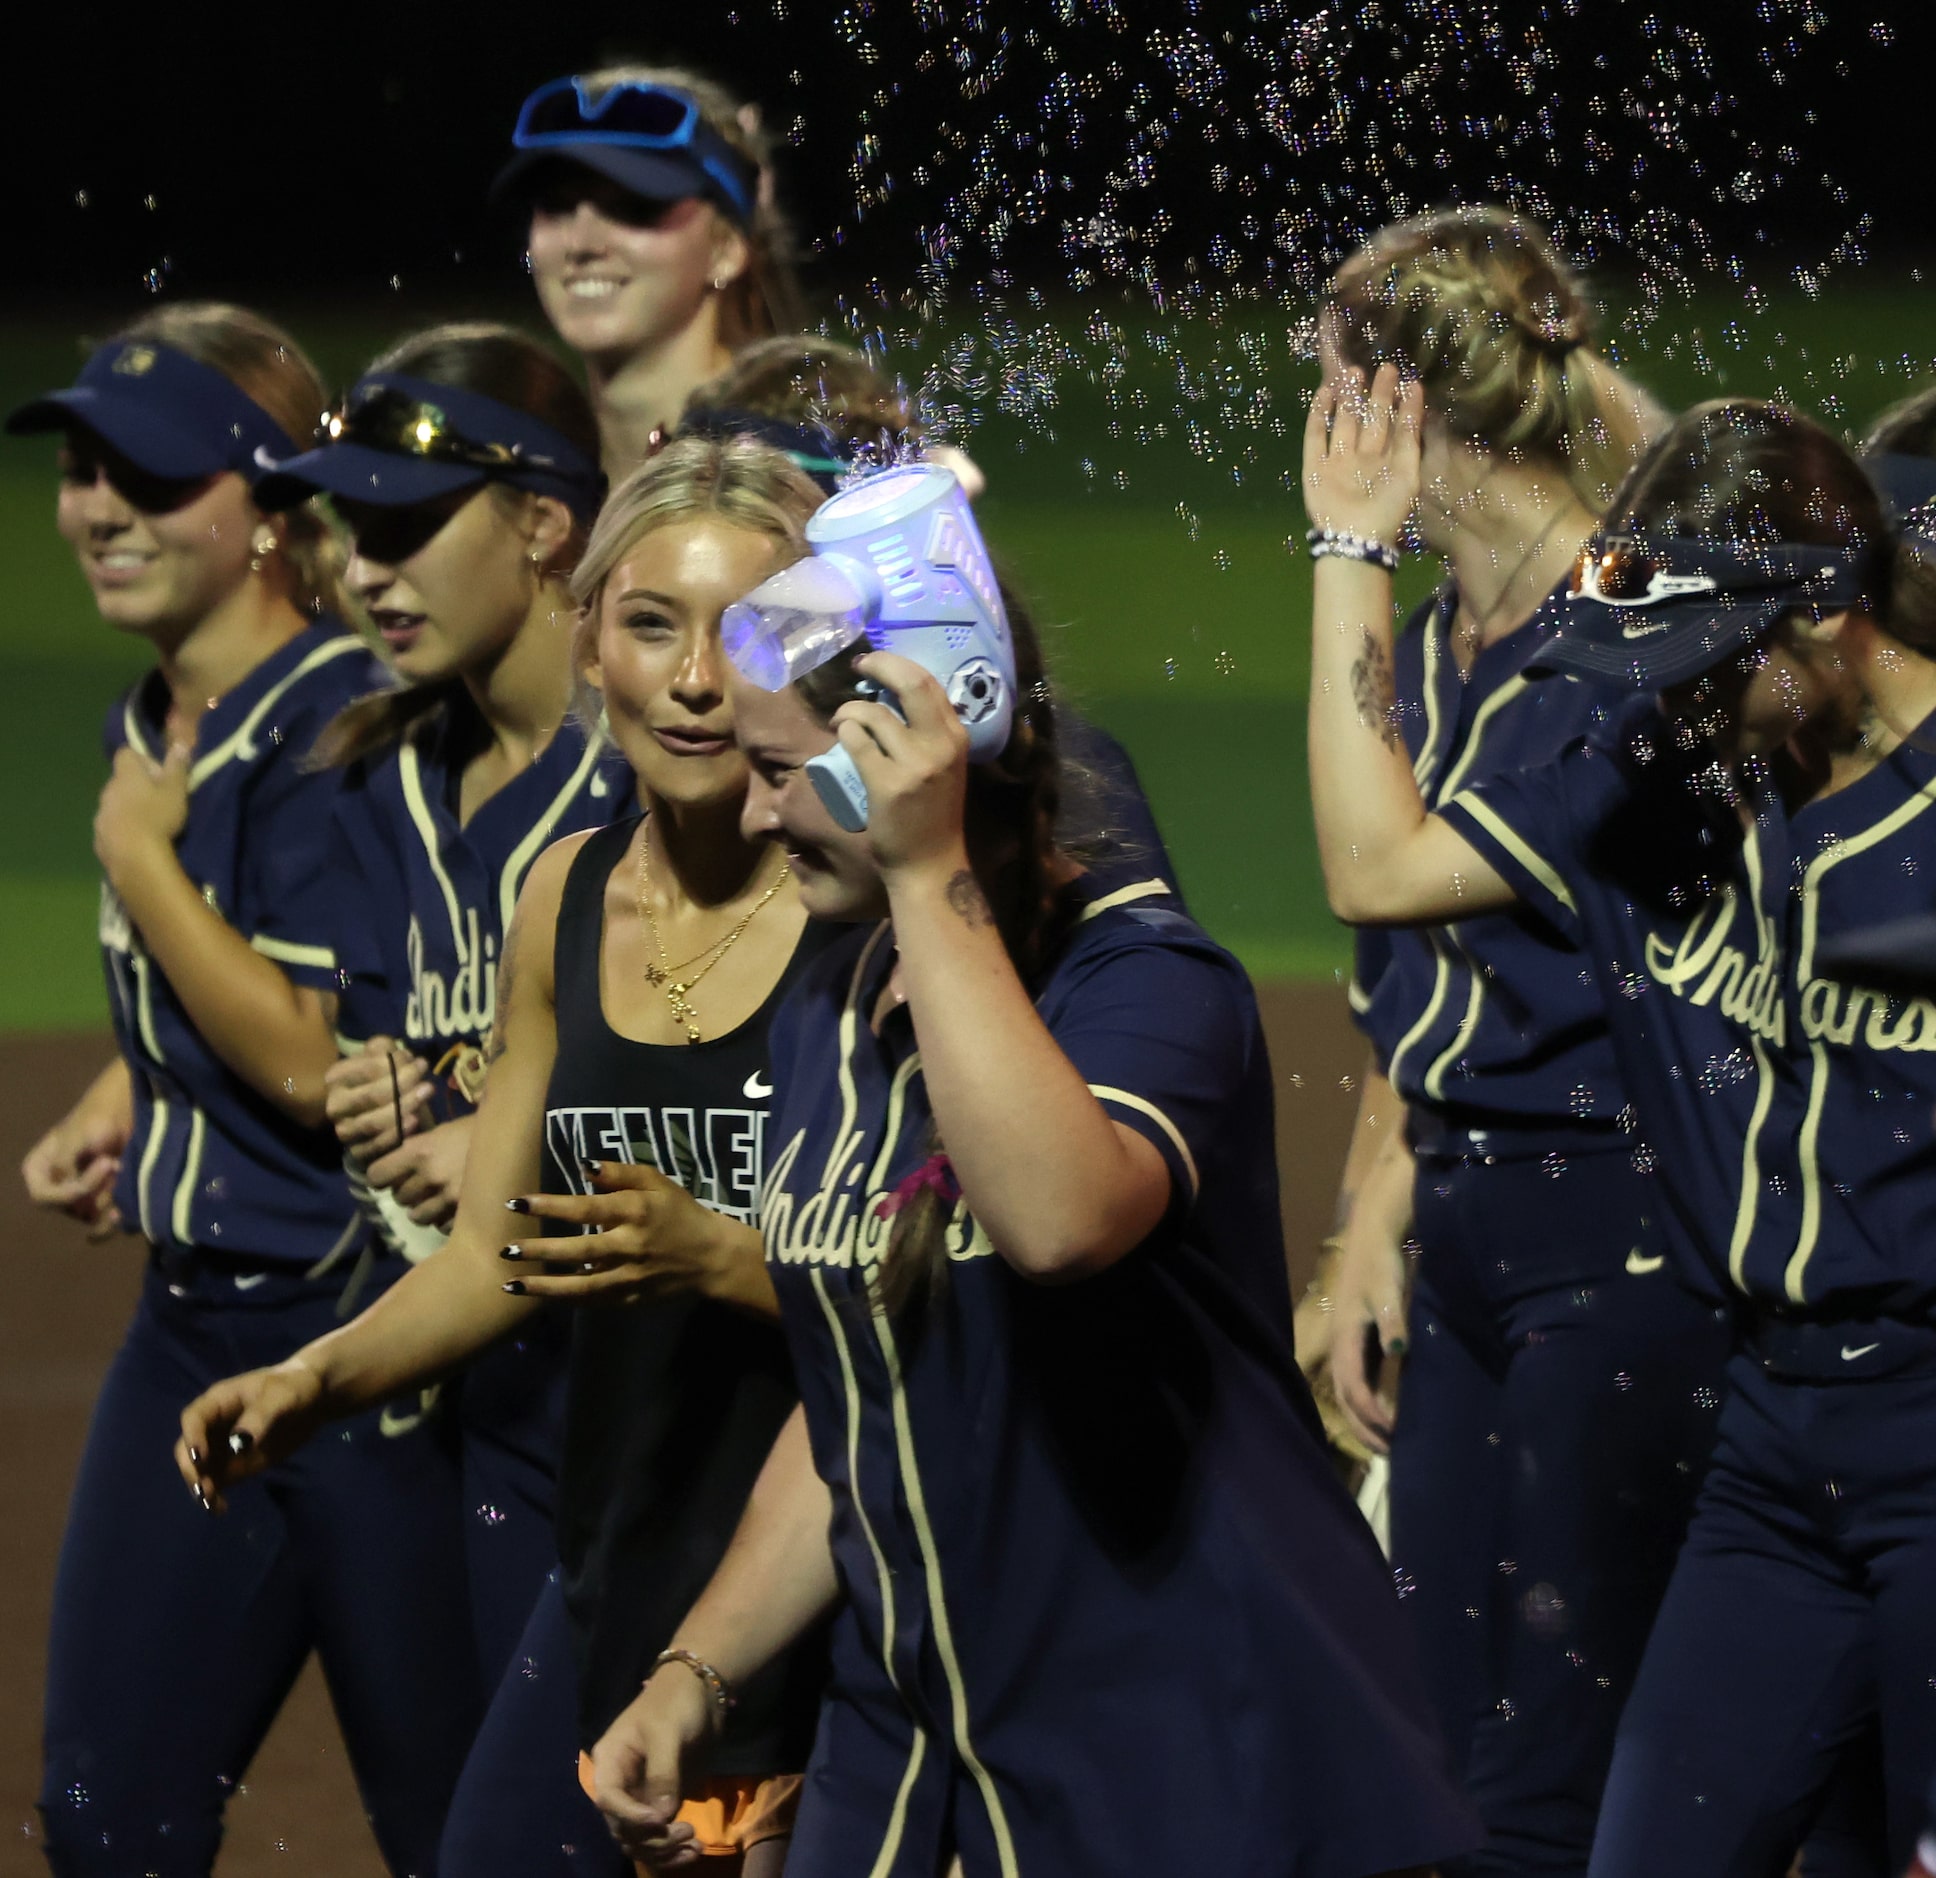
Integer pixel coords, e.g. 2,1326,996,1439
569,434,826,725
111,302,349,620
1325,207,1660,508
577,64,805,346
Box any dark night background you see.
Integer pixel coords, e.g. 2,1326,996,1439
3,0,1928,317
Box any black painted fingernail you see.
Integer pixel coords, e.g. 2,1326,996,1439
188,1445,204,1467
228,1430,253,1455
580,1261,597,1274
580,1159,603,1178
193,1482,210,1511
504,1197,531,1214
499,1245,523,1262
502,1280,526,1295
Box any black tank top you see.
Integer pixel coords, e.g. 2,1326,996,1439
544,815,837,1762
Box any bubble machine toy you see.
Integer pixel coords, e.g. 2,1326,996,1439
721,463,1015,831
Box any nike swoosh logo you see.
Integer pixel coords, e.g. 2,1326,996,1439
1841,1342,1881,1362
378,1385,442,1438
1624,1250,1665,1275
743,1071,774,1100
233,1272,270,1291
251,444,284,471
1621,621,1671,639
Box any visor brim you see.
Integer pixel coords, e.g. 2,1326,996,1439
252,444,486,513
489,145,715,209
1527,596,1790,691
4,388,231,479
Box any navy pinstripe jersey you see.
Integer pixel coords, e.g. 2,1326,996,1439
101,622,383,1264
758,881,1477,1878
293,699,632,1255
1353,588,1628,1124
1440,699,1936,1315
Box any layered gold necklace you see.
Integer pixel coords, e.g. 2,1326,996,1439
635,830,791,1044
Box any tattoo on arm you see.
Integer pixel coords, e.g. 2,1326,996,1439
1349,629,1402,751
944,869,996,930
484,906,525,1067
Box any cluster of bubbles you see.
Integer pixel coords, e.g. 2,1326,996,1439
718,0,1918,525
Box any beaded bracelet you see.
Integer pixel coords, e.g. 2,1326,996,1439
651,1648,737,1724
1307,526,1400,572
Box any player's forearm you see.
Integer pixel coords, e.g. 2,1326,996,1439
1332,1058,1401,1237
72,1057,136,1139
662,1407,839,1686
886,853,1163,1279
1308,560,1440,920
297,1229,537,1414
110,847,338,1125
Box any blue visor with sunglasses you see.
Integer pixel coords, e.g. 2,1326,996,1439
5,341,296,488
492,76,758,221
252,372,606,520
1528,533,1877,691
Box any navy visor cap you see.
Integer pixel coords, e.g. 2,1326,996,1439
1528,534,1876,692
492,75,757,221
253,373,605,522
5,340,296,486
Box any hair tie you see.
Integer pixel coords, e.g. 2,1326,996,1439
876,1153,960,1219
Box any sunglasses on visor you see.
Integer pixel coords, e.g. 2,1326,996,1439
511,77,755,217
319,386,563,473
1568,537,1867,609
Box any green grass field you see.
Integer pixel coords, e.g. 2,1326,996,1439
5,280,1934,1029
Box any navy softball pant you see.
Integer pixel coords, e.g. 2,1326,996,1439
438,1570,627,1876
39,1252,481,1877
1390,1134,1730,1876
1589,1325,1936,1878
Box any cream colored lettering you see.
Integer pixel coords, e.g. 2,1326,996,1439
403,911,498,1045
1643,890,1786,1046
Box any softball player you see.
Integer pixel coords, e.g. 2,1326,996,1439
1304,374,1936,1873
585,484,1480,1877
12,306,478,1876
1315,210,1729,1874
496,67,805,474
251,323,620,1694
178,438,849,1876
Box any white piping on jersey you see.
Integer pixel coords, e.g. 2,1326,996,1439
130,950,165,1063
250,934,336,970
1796,770,1936,983
1726,1035,1778,1293
1089,1085,1199,1200
868,1305,1022,1878
1435,674,1532,804
1445,793,1579,917
821,925,892,1190
1785,1040,1833,1303
135,1089,169,1242
189,636,366,791
1724,825,1778,1294
1347,972,1374,1016
1077,877,1171,922
1385,930,1454,1096
807,1268,926,1878
1413,608,1449,791
495,726,610,940
171,1105,207,1245
398,742,469,956
1423,927,1485,1104
122,694,157,765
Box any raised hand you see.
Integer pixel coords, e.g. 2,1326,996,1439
1302,362,1425,549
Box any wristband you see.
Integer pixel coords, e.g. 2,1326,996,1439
1307,526,1400,572
651,1647,737,1726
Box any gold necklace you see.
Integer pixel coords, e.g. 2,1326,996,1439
635,830,791,1043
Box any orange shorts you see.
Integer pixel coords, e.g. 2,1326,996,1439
577,1753,801,1859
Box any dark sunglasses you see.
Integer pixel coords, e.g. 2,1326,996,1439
58,435,214,515
320,386,562,473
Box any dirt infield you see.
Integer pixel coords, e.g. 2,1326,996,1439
0,984,1363,1875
